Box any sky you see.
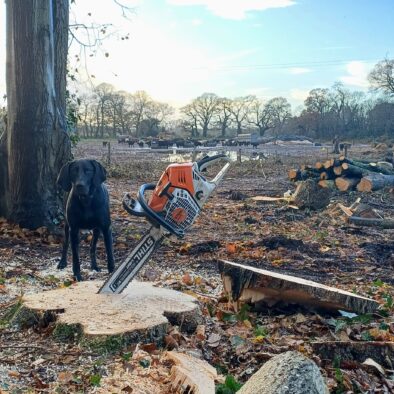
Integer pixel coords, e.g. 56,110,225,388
1,0,394,110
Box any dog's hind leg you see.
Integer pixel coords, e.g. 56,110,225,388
57,223,69,269
90,228,101,272
70,227,82,281
103,226,115,273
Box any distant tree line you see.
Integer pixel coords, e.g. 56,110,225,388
61,58,394,141
75,83,174,138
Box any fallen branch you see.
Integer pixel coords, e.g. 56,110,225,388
348,216,394,229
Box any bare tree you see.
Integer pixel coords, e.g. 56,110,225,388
215,97,233,137
130,90,153,137
0,0,71,229
150,101,174,129
193,93,219,138
368,58,394,95
230,96,254,134
248,97,273,137
180,104,199,137
265,97,292,137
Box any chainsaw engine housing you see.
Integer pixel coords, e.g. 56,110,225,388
148,162,214,232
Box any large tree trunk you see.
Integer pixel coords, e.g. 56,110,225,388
0,0,71,229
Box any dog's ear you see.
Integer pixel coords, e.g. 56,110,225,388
57,162,72,191
92,160,107,186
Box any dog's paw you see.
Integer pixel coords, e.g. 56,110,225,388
74,273,83,282
57,260,67,269
91,265,101,272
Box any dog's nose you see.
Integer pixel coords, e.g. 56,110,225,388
75,183,87,193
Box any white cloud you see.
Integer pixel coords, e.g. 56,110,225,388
290,88,309,102
167,0,296,20
288,67,312,75
191,18,203,26
340,61,370,88
244,87,270,97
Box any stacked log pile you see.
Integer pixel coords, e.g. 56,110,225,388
289,156,394,192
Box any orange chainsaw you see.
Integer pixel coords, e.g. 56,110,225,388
99,154,231,294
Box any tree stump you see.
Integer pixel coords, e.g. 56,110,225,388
291,179,331,210
18,281,202,348
238,351,328,394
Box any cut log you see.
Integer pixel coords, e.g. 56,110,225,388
334,176,360,191
18,281,202,345
238,351,328,394
349,216,394,229
288,168,320,181
288,168,299,180
343,158,394,175
341,162,370,178
333,166,343,176
320,171,329,180
291,179,332,210
332,158,341,167
315,161,324,171
312,341,394,369
165,351,218,394
317,180,336,189
218,260,379,314
357,173,394,192
323,159,332,169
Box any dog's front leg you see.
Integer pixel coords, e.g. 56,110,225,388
90,228,101,272
103,226,115,273
70,227,82,281
57,223,69,269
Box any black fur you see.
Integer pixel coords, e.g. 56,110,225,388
57,159,115,281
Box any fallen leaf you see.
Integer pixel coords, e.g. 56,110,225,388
363,358,386,375
207,333,221,347
182,273,193,286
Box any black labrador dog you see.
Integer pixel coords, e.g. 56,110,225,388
57,159,115,281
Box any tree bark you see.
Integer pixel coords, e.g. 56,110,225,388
238,351,328,394
357,173,394,192
0,0,71,229
219,260,378,314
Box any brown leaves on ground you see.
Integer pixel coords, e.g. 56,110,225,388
1,141,394,392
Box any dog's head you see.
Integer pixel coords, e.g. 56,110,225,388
57,159,107,197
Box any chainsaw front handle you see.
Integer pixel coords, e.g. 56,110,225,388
197,154,230,172
137,183,185,238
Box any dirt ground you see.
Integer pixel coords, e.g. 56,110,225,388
0,140,393,393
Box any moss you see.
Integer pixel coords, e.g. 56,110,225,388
82,335,128,355
53,323,83,342
1,301,36,329
80,322,168,354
